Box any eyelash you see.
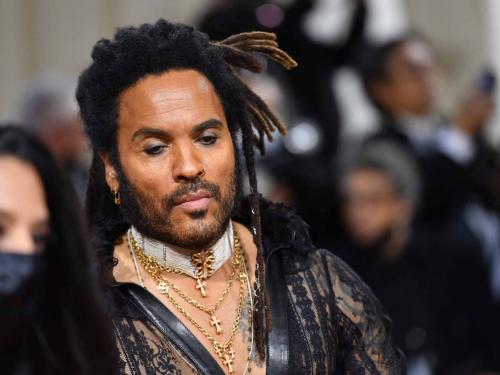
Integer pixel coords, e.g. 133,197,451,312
144,145,166,156
143,135,219,155
198,135,218,145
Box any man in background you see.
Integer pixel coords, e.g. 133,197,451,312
337,141,500,374
361,33,496,221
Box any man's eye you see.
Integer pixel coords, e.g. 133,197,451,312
144,145,166,155
198,135,218,145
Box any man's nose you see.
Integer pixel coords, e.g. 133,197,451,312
172,144,205,182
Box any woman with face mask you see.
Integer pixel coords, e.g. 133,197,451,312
0,125,117,374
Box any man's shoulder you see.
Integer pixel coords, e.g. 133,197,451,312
234,197,383,303
233,197,315,258
302,248,381,304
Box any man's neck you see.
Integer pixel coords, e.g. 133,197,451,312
129,222,234,279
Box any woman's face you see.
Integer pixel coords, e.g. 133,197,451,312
0,156,50,254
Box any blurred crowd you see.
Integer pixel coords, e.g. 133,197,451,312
2,1,500,374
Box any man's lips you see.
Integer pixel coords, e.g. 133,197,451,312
175,191,213,209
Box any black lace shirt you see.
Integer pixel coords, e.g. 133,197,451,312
111,199,405,374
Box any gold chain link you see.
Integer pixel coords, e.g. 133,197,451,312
129,235,240,315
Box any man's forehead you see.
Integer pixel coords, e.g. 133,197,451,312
122,70,214,103
119,69,223,121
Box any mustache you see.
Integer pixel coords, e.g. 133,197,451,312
164,178,222,210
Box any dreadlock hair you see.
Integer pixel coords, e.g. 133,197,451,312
76,19,296,360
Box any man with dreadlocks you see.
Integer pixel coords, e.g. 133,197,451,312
76,19,404,374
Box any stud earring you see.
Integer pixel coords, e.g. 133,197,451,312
113,187,121,206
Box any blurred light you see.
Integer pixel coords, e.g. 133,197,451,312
301,0,355,45
365,0,407,43
284,121,321,155
256,4,285,29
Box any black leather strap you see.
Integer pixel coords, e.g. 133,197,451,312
118,283,225,375
266,253,289,375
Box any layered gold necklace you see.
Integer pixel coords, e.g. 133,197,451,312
128,231,250,374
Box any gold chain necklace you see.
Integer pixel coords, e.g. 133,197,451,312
129,234,240,317
130,232,247,374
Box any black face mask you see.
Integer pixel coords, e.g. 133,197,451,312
0,252,46,345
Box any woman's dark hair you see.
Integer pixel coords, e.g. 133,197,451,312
0,125,117,374
76,19,296,358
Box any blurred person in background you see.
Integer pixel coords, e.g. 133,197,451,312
337,142,500,375
361,31,500,305
16,74,89,200
0,125,117,374
360,33,497,222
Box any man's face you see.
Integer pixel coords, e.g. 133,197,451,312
104,69,236,251
373,40,437,116
342,169,408,248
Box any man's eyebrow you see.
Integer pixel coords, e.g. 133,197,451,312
131,128,171,142
192,119,223,134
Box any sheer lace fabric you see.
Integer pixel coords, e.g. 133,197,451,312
111,200,404,374
112,249,404,374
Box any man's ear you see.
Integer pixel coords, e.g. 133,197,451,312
99,152,119,192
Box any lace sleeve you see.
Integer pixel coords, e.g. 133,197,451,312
323,251,406,374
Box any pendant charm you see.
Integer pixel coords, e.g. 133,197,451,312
191,249,215,280
239,272,247,282
157,281,169,295
223,353,234,373
210,315,223,335
195,278,207,297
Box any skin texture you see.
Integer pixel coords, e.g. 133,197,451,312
342,169,411,257
106,69,265,374
0,157,50,254
103,69,236,253
371,40,437,117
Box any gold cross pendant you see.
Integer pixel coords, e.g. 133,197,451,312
223,353,234,373
195,278,207,297
210,315,223,335
191,250,215,279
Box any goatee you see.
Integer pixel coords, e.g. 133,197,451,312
116,166,237,251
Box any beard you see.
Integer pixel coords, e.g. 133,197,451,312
116,165,237,251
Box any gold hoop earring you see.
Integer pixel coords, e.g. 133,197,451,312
113,188,121,206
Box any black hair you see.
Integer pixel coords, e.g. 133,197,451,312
0,125,117,374
76,19,296,358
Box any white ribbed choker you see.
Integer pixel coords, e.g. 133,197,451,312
128,221,234,279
